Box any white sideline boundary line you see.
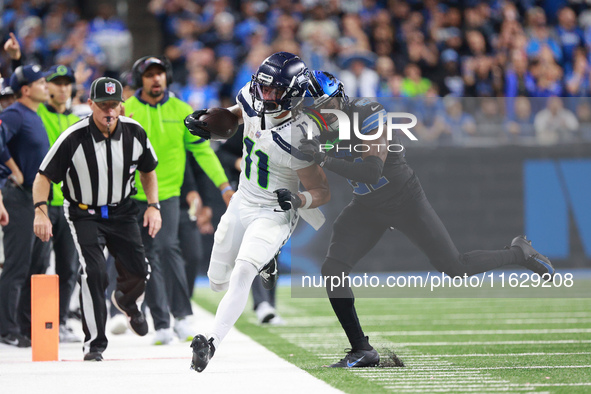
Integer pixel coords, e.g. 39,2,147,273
0,304,342,394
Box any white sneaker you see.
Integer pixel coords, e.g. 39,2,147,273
152,328,174,345
255,301,276,324
268,314,285,326
174,317,194,342
109,313,128,335
59,324,82,343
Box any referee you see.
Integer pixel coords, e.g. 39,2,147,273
32,77,161,362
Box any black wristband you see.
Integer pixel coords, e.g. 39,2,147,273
34,201,47,209
147,202,161,210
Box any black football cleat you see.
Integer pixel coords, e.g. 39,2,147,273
511,235,555,279
111,290,148,336
260,252,279,290
83,352,103,362
326,348,380,368
190,335,215,372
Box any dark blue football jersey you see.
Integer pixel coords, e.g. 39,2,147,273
308,98,414,202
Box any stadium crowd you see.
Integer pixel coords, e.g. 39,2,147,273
1,0,591,146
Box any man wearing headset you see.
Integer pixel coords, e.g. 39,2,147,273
124,56,232,345
0,64,51,348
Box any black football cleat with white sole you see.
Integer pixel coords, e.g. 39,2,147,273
190,334,215,372
326,348,380,368
111,290,148,336
260,252,279,290
511,235,555,279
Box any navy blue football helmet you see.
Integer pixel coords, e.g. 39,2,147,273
306,70,348,107
250,52,310,116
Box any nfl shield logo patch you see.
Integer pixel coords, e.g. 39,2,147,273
105,82,116,95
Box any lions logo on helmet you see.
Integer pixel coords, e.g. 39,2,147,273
305,70,349,132
249,52,310,117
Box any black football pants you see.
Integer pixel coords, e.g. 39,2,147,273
322,174,524,350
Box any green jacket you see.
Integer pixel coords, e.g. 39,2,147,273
37,103,80,206
124,91,228,201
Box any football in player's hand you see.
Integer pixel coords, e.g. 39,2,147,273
197,108,239,140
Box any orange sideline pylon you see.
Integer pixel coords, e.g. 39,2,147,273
31,274,59,361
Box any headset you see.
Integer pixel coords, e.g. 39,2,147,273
46,65,77,99
131,56,173,88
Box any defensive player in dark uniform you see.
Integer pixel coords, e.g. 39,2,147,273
299,71,555,368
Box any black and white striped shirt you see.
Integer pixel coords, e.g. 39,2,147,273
39,115,158,207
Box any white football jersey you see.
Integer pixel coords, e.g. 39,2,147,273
236,84,318,206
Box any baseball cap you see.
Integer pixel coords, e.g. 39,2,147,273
9,64,45,92
136,57,167,76
89,77,124,102
46,65,75,83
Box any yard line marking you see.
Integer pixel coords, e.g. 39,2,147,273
383,382,591,389
359,365,591,371
401,352,591,358
276,311,591,326
379,339,591,346
281,328,591,337
376,328,591,336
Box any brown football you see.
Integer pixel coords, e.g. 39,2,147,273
199,107,240,140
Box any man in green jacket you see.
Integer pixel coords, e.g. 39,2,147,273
38,65,81,343
125,56,233,345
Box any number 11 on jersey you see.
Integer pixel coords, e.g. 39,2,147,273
244,137,270,189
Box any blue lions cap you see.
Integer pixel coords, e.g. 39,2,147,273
9,64,45,92
46,65,75,83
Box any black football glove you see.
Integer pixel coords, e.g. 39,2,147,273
298,138,327,165
274,188,302,211
184,109,210,139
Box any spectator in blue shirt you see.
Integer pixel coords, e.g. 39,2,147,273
55,21,106,90
0,64,51,348
565,49,590,97
556,7,585,73
180,66,220,110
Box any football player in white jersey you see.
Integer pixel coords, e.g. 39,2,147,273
184,52,330,372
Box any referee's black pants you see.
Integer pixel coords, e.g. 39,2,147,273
322,173,524,351
137,197,192,331
0,186,51,338
65,199,149,354
48,205,79,325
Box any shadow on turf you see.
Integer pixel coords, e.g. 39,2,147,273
377,349,405,368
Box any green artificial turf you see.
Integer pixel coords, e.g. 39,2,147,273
194,287,591,393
